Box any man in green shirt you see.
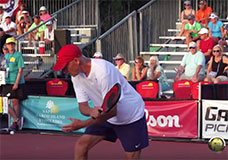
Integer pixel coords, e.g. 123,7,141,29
184,14,201,45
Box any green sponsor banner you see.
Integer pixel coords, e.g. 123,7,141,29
20,96,94,133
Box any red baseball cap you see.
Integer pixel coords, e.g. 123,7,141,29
52,44,82,71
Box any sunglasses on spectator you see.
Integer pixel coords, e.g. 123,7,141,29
115,59,123,61
189,47,196,49
135,60,139,63
184,4,190,6
213,50,220,53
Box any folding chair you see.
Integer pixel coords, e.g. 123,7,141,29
173,80,193,99
136,80,159,99
46,78,68,96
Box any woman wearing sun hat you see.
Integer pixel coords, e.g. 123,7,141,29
39,6,51,22
2,37,26,132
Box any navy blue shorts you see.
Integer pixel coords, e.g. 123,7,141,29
84,115,149,152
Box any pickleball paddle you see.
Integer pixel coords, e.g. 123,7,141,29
100,83,121,113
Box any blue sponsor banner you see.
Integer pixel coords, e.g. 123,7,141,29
20,96,94,133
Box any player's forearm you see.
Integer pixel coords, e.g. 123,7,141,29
82,106,117,127
79,102,93,116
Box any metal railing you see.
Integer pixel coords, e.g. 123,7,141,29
138,0,179,52
15,0,99,78
17,0,99,41
22,0,99,28
96,11,138,63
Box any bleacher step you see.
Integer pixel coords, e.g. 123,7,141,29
150,44,188,48
140,52,187,56
159,36,185,40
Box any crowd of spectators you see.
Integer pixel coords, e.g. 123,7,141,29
105,0,228,95
177,0,228,85
0,3,53,49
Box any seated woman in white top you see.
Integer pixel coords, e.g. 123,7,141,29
147,56,170,92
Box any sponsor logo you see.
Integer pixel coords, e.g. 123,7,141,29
142,84,154,89
145,109,182,128
46,100,59,114
135,143,141,148
204,107,228,132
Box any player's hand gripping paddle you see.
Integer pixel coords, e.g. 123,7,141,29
100,83,121,113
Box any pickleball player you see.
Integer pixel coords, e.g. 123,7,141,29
53,44,149,160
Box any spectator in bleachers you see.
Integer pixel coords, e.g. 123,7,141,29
22,10,32,32
175,41,206,83
113,53,131,80
93,52,103,59
0,6,6,25
178,0,195,36
0,13,16,37
28,15,46,46
15,3,26,25
183,14,201,45
204,45,228,83
0,27,11,54
132,56,148,81
208,13,224,44
2,44,8,54
39,6,51,22
197,28,215,64
0,44,8,69
218,22,228,52
41,21,54,48
147,56,170,92
17,15,27,35
195,0,212,27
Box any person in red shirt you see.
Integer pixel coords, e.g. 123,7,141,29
197,28,215,64
195,0,212,27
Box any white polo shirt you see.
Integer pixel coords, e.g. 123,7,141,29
1,21,16,36
72,59,145,125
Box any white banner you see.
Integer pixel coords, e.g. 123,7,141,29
202,100,228,140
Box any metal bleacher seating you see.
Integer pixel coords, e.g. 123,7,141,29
139,34,228,96
18,26,96,78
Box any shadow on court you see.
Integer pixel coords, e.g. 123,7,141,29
0,133,227,160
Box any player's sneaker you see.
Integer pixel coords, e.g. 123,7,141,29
8,121,18,131
17,117,24,130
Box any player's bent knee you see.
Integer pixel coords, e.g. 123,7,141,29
75,137,90,153
125,150,141,160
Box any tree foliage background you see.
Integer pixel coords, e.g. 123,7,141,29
99,0,150,34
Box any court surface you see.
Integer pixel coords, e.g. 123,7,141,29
0,133,227,160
